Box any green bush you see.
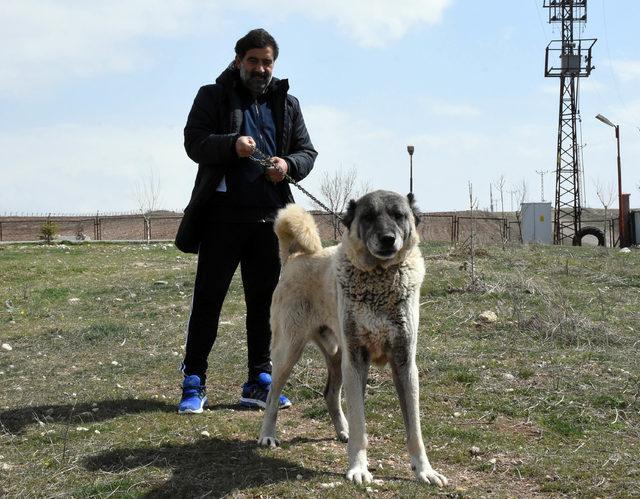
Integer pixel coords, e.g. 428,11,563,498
40,219,58,244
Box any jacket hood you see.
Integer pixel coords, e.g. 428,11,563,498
215,62,289,94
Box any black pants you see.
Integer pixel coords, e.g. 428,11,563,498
182,221,280,385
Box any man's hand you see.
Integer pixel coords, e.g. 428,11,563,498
265,157,288,183
235,136,256,158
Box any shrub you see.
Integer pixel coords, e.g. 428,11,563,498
40,219,58,244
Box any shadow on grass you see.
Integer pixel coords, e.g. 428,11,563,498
84,437,325,497
0,398,175,434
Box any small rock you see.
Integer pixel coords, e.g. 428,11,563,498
478,310,497,323
453,411,462,417
1,343,12,351
319,482,340,488
154,280,169,286
470,446,481,455
94,429,101,434
488,458,497,465
76,427,89,432
68,297,80,304
619,247,631,253
1,462,14,471
201,430,210,437
111,361,119,366
296,474,303,480
503,373,515,381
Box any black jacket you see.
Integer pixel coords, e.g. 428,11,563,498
175,66,317,253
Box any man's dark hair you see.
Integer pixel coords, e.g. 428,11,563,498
235,28,279,60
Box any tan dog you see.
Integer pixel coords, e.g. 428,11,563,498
258,190,448,487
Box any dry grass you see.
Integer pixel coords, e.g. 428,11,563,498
0,241,639,497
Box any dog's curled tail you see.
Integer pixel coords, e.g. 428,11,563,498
274,204,323,264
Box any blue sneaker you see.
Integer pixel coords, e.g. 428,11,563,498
178,375,208,414
240,372,292,409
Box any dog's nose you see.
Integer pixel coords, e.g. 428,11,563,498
380,234,396,248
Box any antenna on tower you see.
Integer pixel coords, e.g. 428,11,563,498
543,0,596,244
535,169,550,202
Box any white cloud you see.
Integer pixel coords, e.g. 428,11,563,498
0,124,194,214
0,0,452,94
610,59,640,83
422,97,481,118
0,0,222,95
277,0,452,47
302,104,512,212
267,0,453,48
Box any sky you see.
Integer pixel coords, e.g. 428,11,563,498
1,0,639,215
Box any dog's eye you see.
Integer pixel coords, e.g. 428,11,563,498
361,211,376,221
392,211,405,220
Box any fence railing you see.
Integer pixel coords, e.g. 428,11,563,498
0,213,183,242
0,212,622,246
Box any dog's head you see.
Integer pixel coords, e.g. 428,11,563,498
341,190,420,270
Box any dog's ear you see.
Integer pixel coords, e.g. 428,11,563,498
407,193,421,227
342,199,357,229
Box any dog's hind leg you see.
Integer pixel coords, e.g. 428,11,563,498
257,332,305,448
315,330,348,442
389,348,448,487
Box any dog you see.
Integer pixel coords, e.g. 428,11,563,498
257,190,448,487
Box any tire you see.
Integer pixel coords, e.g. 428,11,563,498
572,226,606,247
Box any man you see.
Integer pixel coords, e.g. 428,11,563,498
175,28,317,414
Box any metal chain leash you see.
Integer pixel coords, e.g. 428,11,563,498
249,147,343,222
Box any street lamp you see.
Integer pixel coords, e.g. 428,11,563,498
407,145,415,195
595,113,626,247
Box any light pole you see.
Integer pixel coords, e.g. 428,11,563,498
407,146,415,194
407,145,414,195
595,113,626,247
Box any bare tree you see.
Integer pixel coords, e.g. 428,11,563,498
515,179,528,208
495,175,506,214
468,182,478,288
513,180,528,244
317,167,367,240
495,174,507,245
134,168,162,243
594,178,614,244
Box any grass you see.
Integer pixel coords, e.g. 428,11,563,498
0,241,639,497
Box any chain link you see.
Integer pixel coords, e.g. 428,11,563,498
248,147,343,222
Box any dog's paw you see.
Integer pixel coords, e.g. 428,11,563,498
337,430,349,443
414,467,448,487
346,466,372,484
257,436,280,448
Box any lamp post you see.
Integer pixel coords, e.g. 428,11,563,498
407,145,415,195
595,113,626,247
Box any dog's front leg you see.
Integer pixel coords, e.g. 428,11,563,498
342,324,371,484
390,342,448,487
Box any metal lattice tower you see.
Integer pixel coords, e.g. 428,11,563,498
543,0,596,244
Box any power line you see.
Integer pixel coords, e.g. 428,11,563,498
601,0,627,109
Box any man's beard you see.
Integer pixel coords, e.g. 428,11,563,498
239,65,272,95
